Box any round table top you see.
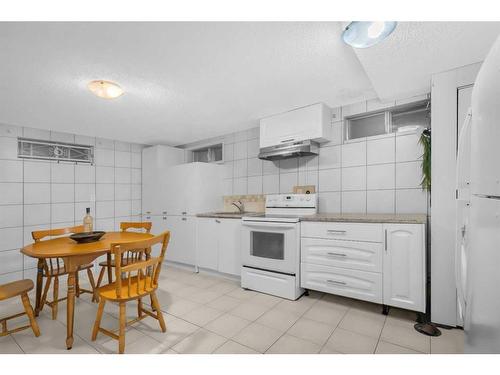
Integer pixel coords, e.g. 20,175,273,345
21,231,154,259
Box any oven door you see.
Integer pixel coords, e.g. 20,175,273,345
241,220,299,274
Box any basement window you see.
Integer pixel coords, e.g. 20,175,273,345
191,143,223,163
345,100,430,141
18,138,94,164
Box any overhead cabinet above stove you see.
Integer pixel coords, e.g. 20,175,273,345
259,103,333,149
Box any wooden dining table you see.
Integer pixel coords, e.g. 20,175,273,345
21,231,154,350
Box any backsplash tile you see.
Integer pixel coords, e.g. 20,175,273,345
0,125,144,281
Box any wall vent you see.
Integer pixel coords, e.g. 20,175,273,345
17,138,94,164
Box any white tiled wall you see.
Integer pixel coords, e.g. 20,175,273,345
197,94,429,216
0,123,144,283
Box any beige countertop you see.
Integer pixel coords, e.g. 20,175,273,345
299,213,427,224
196,212,263,219
196,212,427,224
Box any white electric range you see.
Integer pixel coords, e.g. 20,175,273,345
240,193,318,300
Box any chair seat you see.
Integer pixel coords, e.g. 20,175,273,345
0,279,34,301
44,262,94,277
97,276,157,301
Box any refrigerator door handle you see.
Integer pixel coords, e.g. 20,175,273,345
456,108,472,198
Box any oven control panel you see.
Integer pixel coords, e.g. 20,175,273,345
265,193,317,208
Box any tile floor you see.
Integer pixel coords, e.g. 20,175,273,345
0,265,464,354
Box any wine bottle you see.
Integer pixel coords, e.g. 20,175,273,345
83,207,93,232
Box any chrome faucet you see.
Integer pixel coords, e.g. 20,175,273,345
231,200,244,213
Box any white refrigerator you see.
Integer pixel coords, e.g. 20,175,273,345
458,35,500,353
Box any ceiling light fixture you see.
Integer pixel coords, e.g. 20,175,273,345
87,80,124,99
342,21,397,49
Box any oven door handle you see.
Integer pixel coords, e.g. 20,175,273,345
241,221,297,229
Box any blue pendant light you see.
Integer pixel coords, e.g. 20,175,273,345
342,21,397,48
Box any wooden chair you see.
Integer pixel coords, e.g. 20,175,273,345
92,231,170,354
95,222,152,289
0,279,40,337
32,225,98,319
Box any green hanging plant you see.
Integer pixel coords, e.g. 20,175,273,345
419,128,431,191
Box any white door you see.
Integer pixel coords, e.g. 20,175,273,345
196,218,218,270
218,219,242,276
383,224,425,312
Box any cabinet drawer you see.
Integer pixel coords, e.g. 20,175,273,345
301,263,382,304
301,222,383,242
301,238,382,273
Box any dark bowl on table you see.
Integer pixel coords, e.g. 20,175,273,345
69,231,106,244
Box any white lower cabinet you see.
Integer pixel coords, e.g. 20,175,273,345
301,237,382,273
165,215,196,266
217,219,242,275
143,214,168,257
301,263,383,304
196,218,241,276
196,218,218,270
383,224,425,313
145,214,196,266
301,221,426,313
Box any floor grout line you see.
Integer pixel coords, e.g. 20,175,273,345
317,304,351,354
373,310,388,354
6,264,460,354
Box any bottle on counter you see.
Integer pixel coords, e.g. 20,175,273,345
83,207,93,232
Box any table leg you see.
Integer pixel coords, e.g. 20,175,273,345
66,271,76,350
35,258,44,316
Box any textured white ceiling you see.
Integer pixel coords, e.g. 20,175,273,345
0,22,375,145
1,22,499,146
352,22,500,100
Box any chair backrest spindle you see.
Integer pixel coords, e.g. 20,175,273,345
31,225,86,275
111,231,170,299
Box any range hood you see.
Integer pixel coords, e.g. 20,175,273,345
258,140,319,161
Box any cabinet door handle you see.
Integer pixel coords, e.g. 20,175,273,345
326,279,346,286
146,216,151,220
327,252,346,257
215,219,221,223
182,217,187,221
280,138,295,143
384,229,388,252
162,216,167,220
162,211,167,215
327,229,346,234
146,211,151,214
182,211,187,215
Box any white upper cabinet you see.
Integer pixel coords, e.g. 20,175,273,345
259,103,332,148
162,162,225,216
142,145,184,215
383,223,426,312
